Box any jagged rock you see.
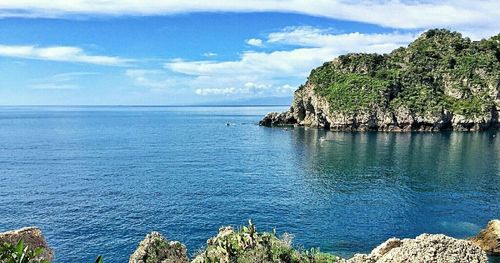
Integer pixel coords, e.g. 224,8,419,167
342,234,487,263
206,226,234,246
0,227,53,262
470,219,500,255
259,111,296,127
129,232,188,263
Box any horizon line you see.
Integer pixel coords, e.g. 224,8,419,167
0,104,290,107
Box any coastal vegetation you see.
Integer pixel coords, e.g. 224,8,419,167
308,29,500,117
261,29,500,131
0,239,48,263
191,220,338,263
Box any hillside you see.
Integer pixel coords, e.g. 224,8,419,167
260,29,500,131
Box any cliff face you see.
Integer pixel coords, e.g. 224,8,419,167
260,29,500,131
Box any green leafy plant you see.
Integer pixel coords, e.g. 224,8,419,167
0,239,49,263
94,255,103,263
193,221,339,263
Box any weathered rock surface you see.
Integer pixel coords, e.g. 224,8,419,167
470,219,500,255
2,224,492,263
342,234,487,263
261,80,500,132
0,227,53,262
129,232,189,263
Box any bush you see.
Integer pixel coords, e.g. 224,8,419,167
0,239,49,263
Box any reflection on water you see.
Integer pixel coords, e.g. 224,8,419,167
0,107,498,262
284,129,500,255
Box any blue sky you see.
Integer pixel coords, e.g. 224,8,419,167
0,1,498,105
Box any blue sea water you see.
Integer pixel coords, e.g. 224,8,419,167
0,106,499,262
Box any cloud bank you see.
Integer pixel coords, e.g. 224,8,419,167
0,1,499,38
156,27,417,97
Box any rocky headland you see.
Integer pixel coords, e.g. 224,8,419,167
2,219,499,262
260,29,500,131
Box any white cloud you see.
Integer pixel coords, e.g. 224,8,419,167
202,52,217,57
126,69,181,91
195,88,236,96
0,44,131,66
166,30,415,80
268,26,416,49
0,1,499,38
247,38,264,47
277,84,295,94
166,47,336,78
163,28,419,98
195,83,294,97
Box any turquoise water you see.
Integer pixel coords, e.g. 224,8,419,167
0,106,498,262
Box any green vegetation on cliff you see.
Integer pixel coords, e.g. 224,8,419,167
307,29,500,118
0,240,48,263
193,220,338,263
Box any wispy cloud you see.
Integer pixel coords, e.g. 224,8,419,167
29,71,99,90
247,38,264,47
125,69,181,91
49,72,100,81
0,44,131,66
202,52,217,57
31,83,79,90
0,1,499,38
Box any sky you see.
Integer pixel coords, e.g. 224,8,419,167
0,1,499,105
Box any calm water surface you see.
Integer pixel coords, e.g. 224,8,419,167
0,106,499,262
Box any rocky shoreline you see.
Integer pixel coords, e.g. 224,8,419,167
260,83,500,132
1,219,499,262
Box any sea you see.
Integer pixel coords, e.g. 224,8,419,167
0,106,498,262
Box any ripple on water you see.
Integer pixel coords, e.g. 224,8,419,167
0,106,498,262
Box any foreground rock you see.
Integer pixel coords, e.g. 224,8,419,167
2,224,492,262
192,221,339,263
470,219,500,255
0,227,53,262
343,234,487,263
129,231,189,263
260,29,500,131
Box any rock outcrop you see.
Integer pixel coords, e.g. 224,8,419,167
343,234,488,263
470,219,500,255
129,232,189,263
0,227,53,262
1,224,492,262
260,29,500,131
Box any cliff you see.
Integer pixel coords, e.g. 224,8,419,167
260,29,500,131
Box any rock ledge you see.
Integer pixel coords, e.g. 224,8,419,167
343,234,487,263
